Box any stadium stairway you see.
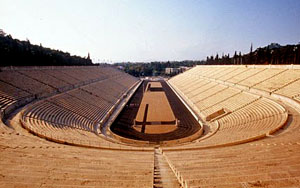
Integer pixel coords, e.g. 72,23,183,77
153,148,181,188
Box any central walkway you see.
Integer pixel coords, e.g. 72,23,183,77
153,148,181,188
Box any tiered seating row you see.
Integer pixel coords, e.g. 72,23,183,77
169,65,300,119
17,69,70,90
161,103,300,188
194,87,240,111
168,74,197,89
189,82,223,102
211,98,285,142
172,65,300,97
0,81,31,100
0,71,56,98
227,67,266,84
0,95,16,111
276,79,300,99
81,76,133,103
253,69,300,92
0,65,137,113
23,78,137,127
0,127,154,187
0,66,132,99
177,98,286,148
24,101,95,131
164,141,300,187
216,67,248,81
69,89,114,110
182,78,210,94
203,66,237,79
170,79,260,121
49,93,111,125
22,112,153,150
201,91,260,117
0,66,136,125
19,68,139,147
168,65,289,148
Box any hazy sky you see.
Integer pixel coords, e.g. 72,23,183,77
1,0,299,63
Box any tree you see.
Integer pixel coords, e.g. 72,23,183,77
215,53,219,61
0,29,6,36
233,51,237,64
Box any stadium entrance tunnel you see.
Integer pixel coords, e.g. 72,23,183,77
109,80,203,146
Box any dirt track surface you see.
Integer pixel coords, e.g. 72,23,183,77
148,81,162,88
133,124,177,134
111,80,201,142
136,85,175,123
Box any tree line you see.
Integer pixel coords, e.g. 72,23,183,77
115,43,300,77
205,43,300,65
0,30,92,66
114,61,203,77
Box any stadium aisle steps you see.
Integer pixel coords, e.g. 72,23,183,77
153,149,181,188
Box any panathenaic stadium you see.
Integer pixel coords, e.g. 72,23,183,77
1,64,300,188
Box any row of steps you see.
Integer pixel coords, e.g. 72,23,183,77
153,148,181,188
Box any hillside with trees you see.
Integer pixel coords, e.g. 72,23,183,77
0,30,92,66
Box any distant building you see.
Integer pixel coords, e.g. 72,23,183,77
165,67,190,75
179,66,190,72
165,68,180,75
117,65,124,70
